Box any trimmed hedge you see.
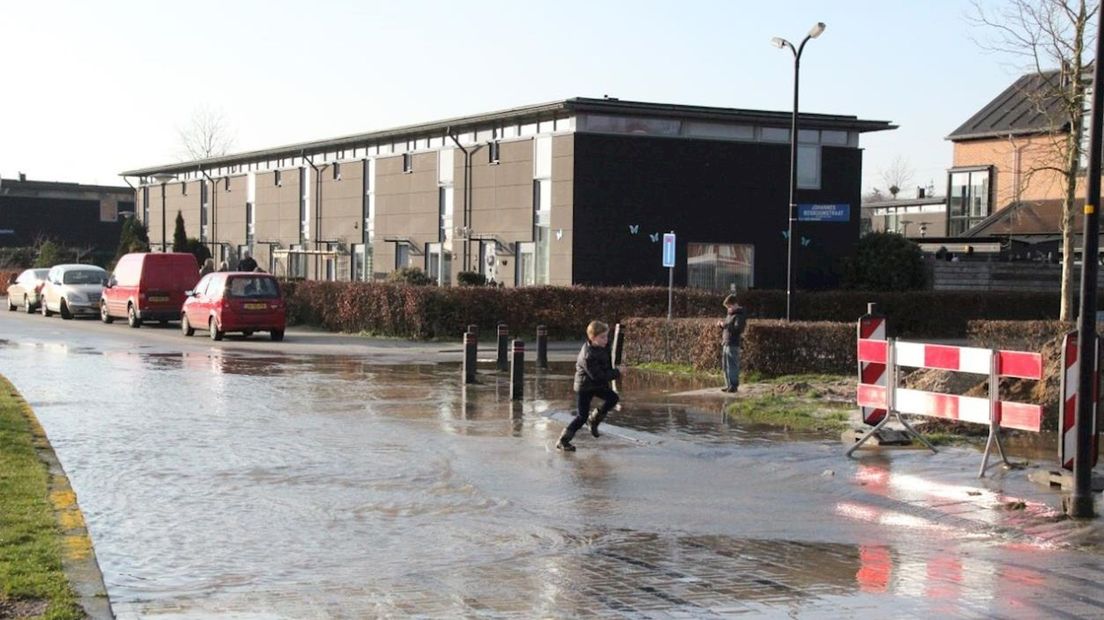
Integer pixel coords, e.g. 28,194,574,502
281,281,721,339
622,317,855,377
967,320,1076,351
279,280,1077,341
736,290,1066,338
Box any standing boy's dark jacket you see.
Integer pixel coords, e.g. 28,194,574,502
721,307,747,346
574,342,621,392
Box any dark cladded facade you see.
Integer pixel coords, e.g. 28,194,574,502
571,133,864,289
124,98,893,290
0,175,132,253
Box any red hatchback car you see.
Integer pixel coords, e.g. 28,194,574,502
181,272,286,341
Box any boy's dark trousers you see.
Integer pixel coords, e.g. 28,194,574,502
564,387,620,440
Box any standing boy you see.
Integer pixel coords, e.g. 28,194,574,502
557,320,624,452
717,294,747,393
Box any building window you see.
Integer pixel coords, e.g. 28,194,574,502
687,243,755,292
324,243,336,281
516,242,536,287
395,244,411,269
141,186,149,225
362,159,375,246
275,169,282,187
333,162,341,181
402,153,413,173
426,243,452,286
947,168,992,236
200,181,209,241
181,182,187,196
488,140,501,164
299,167,308,242
438,149,454,185
352,243,372,281
224,177,230,192
245,202,255,245
532,179,551,285
289,244,307,279
438,186,454,243
797,145,821,189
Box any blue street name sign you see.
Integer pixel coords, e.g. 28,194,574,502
797,203,850,222
662,233,676,267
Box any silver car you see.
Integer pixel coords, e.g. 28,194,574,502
40,264,108,319
6,268,50,313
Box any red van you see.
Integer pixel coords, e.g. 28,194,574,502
101,252,199,328
181,272,286,341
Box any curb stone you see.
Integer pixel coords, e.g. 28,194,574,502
3,376,114,619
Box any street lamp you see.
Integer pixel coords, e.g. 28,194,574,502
151,172,176,252
773,21,825,322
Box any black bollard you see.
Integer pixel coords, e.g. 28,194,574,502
510,339,525,400
536,325,548,369
497,323,509,371
463,331,478,384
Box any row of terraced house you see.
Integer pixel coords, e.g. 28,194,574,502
122,97,893,290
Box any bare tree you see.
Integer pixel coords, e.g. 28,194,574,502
177,105,236,162
970,0,1097,321
879,155,915,198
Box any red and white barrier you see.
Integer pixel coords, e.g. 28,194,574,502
858,312,888,425
1059,331,1099,471
851,331,1044,477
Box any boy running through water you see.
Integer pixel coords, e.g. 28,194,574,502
557,320,624,452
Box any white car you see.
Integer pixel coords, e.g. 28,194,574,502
40,264,108,319
6,268,50,313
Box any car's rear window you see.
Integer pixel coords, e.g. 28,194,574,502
63,270,106,285
226,276,279,299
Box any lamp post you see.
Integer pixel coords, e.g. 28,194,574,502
772,21,825,322
151,173,176,252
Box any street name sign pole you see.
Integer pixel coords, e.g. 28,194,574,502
663,232,676,320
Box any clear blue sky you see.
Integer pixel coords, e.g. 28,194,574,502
0,0,1035,196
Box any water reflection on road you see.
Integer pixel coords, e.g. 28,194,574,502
2,333,1103,617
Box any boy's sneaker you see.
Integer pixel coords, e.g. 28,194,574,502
556,439,576,451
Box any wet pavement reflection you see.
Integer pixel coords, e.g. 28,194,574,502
2,324,1104,618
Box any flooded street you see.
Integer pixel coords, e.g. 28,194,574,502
4,311,1104,618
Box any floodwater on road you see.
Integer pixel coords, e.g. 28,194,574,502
3,315,1104,618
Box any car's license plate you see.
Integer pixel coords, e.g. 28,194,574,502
244,302,267,310
149,296,169,302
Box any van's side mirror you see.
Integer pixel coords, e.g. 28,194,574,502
105,278,115,289
185,290,194,297
6,274,15,285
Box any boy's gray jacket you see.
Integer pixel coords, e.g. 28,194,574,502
574,342,621,391
721,308,747,346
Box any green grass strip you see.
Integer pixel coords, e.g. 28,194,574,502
0,375,83,619
725,394,852,432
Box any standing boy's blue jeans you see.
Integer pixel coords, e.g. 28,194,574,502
723,344,741,390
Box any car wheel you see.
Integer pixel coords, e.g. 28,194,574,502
209,318,223,341
41,300,52,317
25,296,34,314
127,304,142,328
6,296,14,311
181,314,194,337
100,302,114,324
60,300,72,320
270,329,284,342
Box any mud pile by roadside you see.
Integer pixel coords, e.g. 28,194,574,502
899,336,1063,432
